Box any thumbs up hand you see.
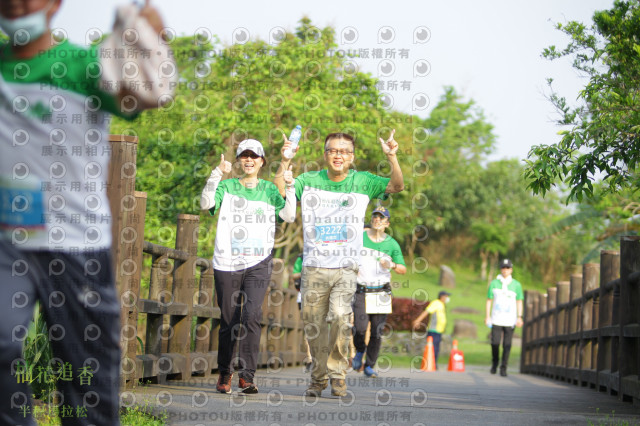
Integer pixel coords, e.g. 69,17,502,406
218,154,232,174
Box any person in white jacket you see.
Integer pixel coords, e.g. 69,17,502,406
200,139,295,394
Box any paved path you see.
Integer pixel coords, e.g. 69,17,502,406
130,365,640,425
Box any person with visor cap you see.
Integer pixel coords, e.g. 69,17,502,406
351,206,406,378
201,139,296,393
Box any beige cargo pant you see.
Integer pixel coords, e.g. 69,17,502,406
301,266,357,382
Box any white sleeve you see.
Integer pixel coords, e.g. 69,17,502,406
200,167,223,211
278,185,297,223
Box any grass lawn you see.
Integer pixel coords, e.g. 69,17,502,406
386,263,523,369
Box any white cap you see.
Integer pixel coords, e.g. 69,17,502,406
236,139,265,158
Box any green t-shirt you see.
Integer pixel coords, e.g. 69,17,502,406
357,232,405,289
294,169,389,269
0,40,128,251
487,276,524,327
209,178,285,271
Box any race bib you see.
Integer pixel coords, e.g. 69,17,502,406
315,224,347,244
365,291,392,314
0,177,45,240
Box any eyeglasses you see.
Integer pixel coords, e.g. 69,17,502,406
325,149,353,156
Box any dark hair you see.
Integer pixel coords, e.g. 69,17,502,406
324,132,356,151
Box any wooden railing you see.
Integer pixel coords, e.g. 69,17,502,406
521,237,640,405
108,135,305,387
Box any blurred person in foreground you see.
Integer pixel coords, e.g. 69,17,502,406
0,0,175,423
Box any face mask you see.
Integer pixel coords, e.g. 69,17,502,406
0,0,53,45
445,297,450,304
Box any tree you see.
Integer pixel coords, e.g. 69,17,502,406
524,0,640,202
540,185,640,262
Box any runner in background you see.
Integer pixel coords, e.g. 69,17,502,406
413,290,452,368
352,207,406,378
485,258,524,377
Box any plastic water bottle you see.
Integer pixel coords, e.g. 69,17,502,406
283,125,302,159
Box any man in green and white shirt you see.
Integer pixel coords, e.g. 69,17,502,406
275,130,404,397
485,258,524,377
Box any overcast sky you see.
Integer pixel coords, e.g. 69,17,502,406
54,0,614,162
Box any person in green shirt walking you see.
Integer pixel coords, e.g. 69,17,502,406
274,130,404,397
352,207,406,378
201,139,296,394
485,258,524,377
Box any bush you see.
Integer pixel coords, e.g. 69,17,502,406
387,297,429,331
22,303,58,402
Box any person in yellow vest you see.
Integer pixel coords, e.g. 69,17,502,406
412,290,451,368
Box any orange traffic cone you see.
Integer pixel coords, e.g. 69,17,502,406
420,335,436,371
447,339,465,372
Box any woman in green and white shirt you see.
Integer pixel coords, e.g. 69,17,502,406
200,139,295,394
352,206,406,378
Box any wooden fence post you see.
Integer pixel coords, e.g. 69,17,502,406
107,134,140,387
581,263,599,387
619,236,640,403
531,292,540,370
555,281,570,380
538,292,548,368
521,291,532,372
167,214,199,380
546,287,557,378
192,264,215,377
598,250,620,393
567,274,582,383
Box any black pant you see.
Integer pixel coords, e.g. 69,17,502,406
0,242,121,426
427,331,442,363
352,292,387,368
491,325,515,368
214,255,272,381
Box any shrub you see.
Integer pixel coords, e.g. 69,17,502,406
387,297,429,331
